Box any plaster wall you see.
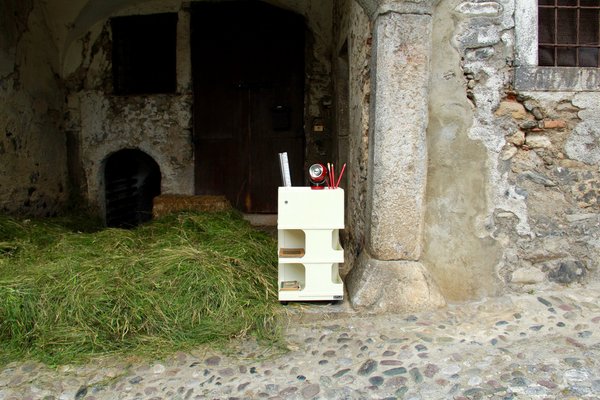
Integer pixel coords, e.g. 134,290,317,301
425,0,600,300
0,0,69,216
424,1,509,300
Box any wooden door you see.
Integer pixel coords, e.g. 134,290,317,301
191,1,305,213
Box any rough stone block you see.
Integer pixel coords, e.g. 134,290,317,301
501,145,518,160
519,120,538,130
465,46,495,61
345,252,446,314
543,119,567,129
525,134,552,149
371,0,438,17
519,170,556,187
507,130,526,146
571,177,600,209
366,12,431,261
495,100,527,119
510,267,545,284
455,2,503,17
455,25,501,50
547,259,587,284
153,194,231,218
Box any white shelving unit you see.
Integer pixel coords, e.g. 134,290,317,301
277,187,344,302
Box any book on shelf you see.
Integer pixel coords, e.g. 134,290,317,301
279,248,305,258
280,280,301,291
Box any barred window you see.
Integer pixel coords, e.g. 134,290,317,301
538,0,600,67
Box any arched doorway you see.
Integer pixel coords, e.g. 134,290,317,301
191,1,306,213
104,149,161,228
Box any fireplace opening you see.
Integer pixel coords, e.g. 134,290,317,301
104,149,161,228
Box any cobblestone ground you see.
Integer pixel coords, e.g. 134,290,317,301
1,283,600,400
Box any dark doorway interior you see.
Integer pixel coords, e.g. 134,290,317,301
191,1,306,213
104,149,161,228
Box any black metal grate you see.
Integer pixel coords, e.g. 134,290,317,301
538,0,600,67
105,176,140,228
104,149,161,228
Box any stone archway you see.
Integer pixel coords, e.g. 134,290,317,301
104,149,161,228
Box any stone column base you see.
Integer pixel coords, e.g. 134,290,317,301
346,252,446,314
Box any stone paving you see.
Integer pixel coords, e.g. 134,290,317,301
1,283,600,400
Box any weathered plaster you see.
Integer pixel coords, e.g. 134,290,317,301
77,92,195,214
0,0,68,216
423,0,503,300
565,103,600,165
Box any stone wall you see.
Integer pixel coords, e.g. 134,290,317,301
2,0,335,219
493,93,600,289
425,0,600,300
3,0,599,306
63,2,195,216
332,0,372,276
61,0,334,215
0,0,69,216
333,0,599,308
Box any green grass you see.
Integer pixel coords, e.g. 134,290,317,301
0,211,280,365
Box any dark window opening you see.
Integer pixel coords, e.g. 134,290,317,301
539,0,600,67
111,13,177,95
104,149,161,228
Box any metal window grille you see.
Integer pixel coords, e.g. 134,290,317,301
538,0,600,67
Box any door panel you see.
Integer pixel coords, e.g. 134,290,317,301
191,1,305,213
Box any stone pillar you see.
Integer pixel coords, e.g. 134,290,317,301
367,11,430,261
346,3,445,313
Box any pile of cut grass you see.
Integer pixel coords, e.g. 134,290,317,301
0,211,280,365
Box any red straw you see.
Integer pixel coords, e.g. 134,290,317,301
335,163,346,188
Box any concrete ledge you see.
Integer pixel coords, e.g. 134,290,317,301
346,252,446,314
152,195,231,218
515,66,600,92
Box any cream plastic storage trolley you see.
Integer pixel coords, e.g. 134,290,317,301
277,187,344,302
